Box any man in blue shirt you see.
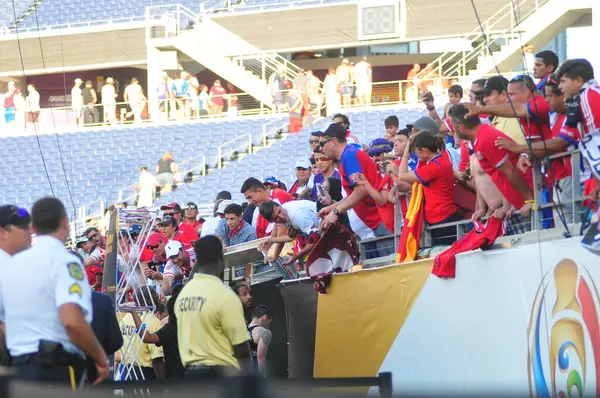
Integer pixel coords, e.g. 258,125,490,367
215,203,257,247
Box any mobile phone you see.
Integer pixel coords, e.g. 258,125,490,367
317,183,324,197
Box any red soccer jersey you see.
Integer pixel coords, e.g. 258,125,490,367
414,151,457,224
458,140,472,172
255,189,294,238
522,95,553,142
549,113,581,181
179,221,200,242
580,84,600,135
473,124,533,209
376,176,395,233
339,144,383,230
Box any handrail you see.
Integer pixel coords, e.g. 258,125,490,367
217,133,253,168
261,118,287,147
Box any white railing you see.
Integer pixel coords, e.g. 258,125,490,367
217,134,253,168
1,15,146,36
206,0,356,14
418,0,548,80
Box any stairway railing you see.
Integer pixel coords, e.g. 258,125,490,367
418,0,549,80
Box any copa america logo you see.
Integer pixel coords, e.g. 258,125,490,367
527,259,600,397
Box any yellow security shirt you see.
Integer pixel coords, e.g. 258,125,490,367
175,274,249,369
492,116,527,146
118,312,164,368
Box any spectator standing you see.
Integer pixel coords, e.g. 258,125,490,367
240,178,294,239
248,305,273,377
215,203,257,247
24,83,40,132
82,80,98,126
287,89,304,133
521,44,535,76
101,77,117,125
179,202,201,241
124,78,144,124
383,115,399,141
185,72,200,118
336,59,353,107
311,149,340,201
209,80,227,115
406,64,421,103
156,152,177,194
533,50,559,91
198,84,209,116
353,57,373,106
289,159,314,198
71,78,84,127
306,70,322,115
3,80,21,128
175,236,252,378
309,132,322,152
226,83,239,118
323,67,340,116
268,66,286,113
136,167,156,208
171,72,189,120
201,199,231,238
157,73,171,121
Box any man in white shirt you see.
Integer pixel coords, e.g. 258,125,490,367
124,77,144,124
101,77,117,125
0,198,108,386
72,78,84,127
200,199,232,238
25,83,41,131
136,166,156,208
353,57,372,106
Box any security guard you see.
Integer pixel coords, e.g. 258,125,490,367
0,205,33,365
0,197,109,387
175,236,252,379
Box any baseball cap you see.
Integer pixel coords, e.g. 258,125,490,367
367,138,393,156
323,123,347,139
310,131,323,137
186,202,198,210
476,75,509,95
264,176,280,186
295,159,312,170
160,202,181,212
0,205,31,228
75,236,89,248
397,128,410,137
165,240,183,258
146,232,165,247
216,199,234,214
407,117,440,134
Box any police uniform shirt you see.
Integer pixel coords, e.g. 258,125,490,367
118,312,164,368
175,274,249,369
0,235,92,357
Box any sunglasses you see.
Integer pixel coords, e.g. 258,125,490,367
87,233,99,240
169,254,178,260
309,139,320,144
1,206,30,228
147,244,160,250
319,138,333,148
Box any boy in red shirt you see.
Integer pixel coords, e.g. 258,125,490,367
450,104,535,234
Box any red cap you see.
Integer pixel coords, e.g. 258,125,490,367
160,202,181,211
86,265,102,286
146,232,165,247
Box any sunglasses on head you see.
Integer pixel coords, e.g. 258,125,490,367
1,206,30,228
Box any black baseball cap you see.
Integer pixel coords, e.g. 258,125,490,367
186,202,198,210
158,215,176,226
397,128,410,137
0,205,31,228
322,123,347,139
476,76,509,95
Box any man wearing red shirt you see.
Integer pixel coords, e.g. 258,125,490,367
158,215,195,264
556,59,600,199
450,105,534,233
240,177,294,239
318,123,392,256
505,75,553,142
179,202,200,241
495,78,582,224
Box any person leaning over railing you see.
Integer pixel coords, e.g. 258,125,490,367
464,76,584,225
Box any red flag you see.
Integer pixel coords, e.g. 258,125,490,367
306,223,359,293
432,217,505,279
396,183,425,263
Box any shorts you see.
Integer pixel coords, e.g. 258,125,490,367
340,81,352,96
4,107,15,123
156,173,174,186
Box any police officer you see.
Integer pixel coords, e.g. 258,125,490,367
0,205,33,364
175,236,252,379
0,197,109,387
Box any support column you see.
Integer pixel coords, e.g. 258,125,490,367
146,45,163,122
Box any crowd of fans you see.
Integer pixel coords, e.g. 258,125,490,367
1,51,599,385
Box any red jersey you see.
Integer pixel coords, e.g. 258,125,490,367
522,95,553,142
580,83,600,134
339,144,383,230
414,151,457,224
255,189,294,238
376,176,395,233
179,221,200,242
458,140,472,172
550,113,581,181
473,124,533,209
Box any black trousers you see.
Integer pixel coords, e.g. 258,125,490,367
184,365,229,380
13,361,85,388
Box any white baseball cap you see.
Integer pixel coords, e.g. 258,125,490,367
165,240,183,258
216,199,234,214
295,159,311,170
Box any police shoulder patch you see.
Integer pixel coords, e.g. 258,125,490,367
69,283,82,297
67,262,84,281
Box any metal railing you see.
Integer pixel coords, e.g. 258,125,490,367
204,0,356,13
0,15,146,36
217,134,253,168
418,0,548,81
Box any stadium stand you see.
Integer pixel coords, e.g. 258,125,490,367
0,0,32,28
0,114,285,212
